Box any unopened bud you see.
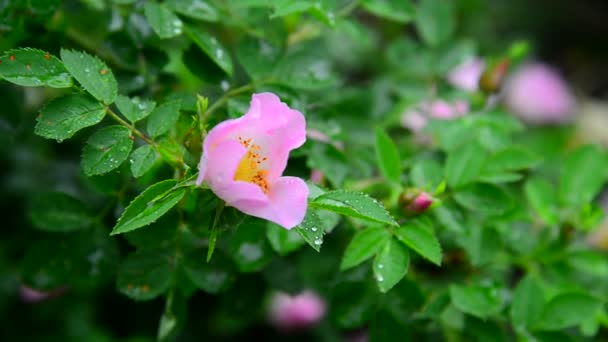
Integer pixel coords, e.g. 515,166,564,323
480,58,510,93
399,190,433,215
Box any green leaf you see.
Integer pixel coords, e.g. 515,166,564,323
144,2,183,39
130,144,158,178
535,293,601,331
35,94,106,141
166,0,219,21
369,310,409,342
559,145,608,207
111,179,186,235
82,125,133,176
373,238,410,293
510,275,545,330
450,284,503,319
361,0,414,23
566,250,608,278
311,190,398,226
525,177,559,225
147,100,181,137
230,218,274,272
0,48,72,88
415,0,455,47
445,142,487,188
267,222,305,255
294,208,328,252
331,281,377,329
158,311,177,341
374,127,401,184
395,219,442,265
115,95,156,123
183,251,236,293
271,0,336,26
236,37,281,80
117,249,173,300
410,158,444,191
60,49,117,104
453,183,513,216
185,26,233,75
462,224,502,267
28,192,92,232
481,146,540,174
340,227,390,271
274,45,337,90
478,172,523,184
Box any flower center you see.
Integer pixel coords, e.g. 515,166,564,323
234,136,269,193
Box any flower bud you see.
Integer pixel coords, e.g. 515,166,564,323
479,58,510,93
447,58,485,92
399,190,433,215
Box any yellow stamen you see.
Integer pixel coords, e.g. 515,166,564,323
234,137,269,193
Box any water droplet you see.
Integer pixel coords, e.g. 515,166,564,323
377,275,384,282
378,264,384,269
220,80,229,91
172,19,182,27
84,68,90,73
215,49,223,59
173,28,182,34
311,227,318,232
138,103,145,109
314,239,322,245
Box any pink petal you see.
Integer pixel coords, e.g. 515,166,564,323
447,58,485,92
203,139,268,204
232,176,308,229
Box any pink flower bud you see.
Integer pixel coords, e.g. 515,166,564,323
447,58,485,92
310,169,324,184
400,100,469,133
269,291,326,331
503,63,575,124
407,192,433,213
196,93,309,229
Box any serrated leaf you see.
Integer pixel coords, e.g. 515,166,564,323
166,0,219,21
294,209,325,251
450,284,503,319
374,127,401,184
82,125,133,175
111,179,186,235
567,250,608,277
415,0,455,47
373,238,410,293
311,190,398,226
115,95,156,123
60,49,117,104
445,142,487,188
525,177,559,225
144,2,183,39
35,94,105,141
185,26,233,75
481,146,540,174
511,275,545,330
147,100,181,137
117,249,173,300
0,48,72,88
453,183,513,216
28,192,92,232
559,145,608,207
534,293,601,331
395,219,442,265
340,227,390,271
130,144,157,178
361,0,414,23
183,251,235,293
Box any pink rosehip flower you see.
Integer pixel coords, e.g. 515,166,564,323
269,290,326,331
196,93,308,229
401,100,469,132
504,63,575,124
447,58,485,92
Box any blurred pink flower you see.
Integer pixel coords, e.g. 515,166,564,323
447,58,485,92
20,285,66,303
269,290,326,331
196,93,308,229
310,169,324,184
407,192,433,213
401,100,469,132
503,63,575,124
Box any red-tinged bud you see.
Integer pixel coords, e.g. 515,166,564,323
399,190,434,215
480,58,511,93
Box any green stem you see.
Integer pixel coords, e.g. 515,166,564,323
207,201,226,262
337,0,360,17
